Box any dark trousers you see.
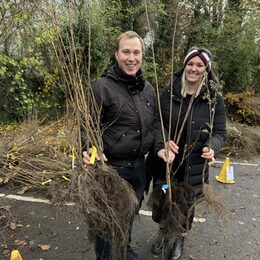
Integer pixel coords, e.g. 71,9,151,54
96,158,146,260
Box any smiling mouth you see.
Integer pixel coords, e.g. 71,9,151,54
126,64,136,68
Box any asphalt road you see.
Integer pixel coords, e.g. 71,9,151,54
0,156,259,260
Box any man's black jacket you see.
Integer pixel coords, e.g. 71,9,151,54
81,64,161,165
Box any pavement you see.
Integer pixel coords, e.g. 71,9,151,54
0,156,259,260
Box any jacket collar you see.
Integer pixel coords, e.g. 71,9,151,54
102,64,145,93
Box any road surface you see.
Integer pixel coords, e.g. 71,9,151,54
0,156,259,260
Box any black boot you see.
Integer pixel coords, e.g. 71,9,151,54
151,233,164,255
95,235,110,260
126,247,144,260
168,236,184,260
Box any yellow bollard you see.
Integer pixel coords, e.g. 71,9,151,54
10,250,22,260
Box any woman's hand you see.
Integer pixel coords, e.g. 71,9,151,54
168,140,179,154
82,148,107,165
201,147,215,166
157,140,179,163
157,149,175,163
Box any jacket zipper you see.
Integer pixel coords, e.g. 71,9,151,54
184,102,194,183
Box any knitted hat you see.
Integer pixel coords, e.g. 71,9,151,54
183,48,212,72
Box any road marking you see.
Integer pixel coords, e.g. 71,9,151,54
139,209,152,216
215,161,258,167
0,193,152,216
0,193,73,206
0,193,51,204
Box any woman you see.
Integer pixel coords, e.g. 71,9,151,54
148,47,226,260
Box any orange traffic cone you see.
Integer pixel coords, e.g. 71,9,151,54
215,157,235,184
10,250,22,260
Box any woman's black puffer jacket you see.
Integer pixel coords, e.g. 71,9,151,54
151,68,226,190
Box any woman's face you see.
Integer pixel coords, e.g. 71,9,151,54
184,56,207,85
115,37,143,76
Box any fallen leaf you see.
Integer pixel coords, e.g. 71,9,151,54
14,240,27,246
10,222,17,230
0,177,9,184
17,185,32,195
10,222,23,230
0,215,6,221
3,249,10,257
29,241,34,248
239,221,245,225
16,224,23,228
39,244,51,251
193,217,206,223
0,205,12,210
1,243,8,249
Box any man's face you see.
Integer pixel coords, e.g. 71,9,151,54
115,37,143,76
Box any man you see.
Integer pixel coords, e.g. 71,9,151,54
82,31,174,260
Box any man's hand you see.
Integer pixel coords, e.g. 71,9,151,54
201,147,215,166
82,148,107,165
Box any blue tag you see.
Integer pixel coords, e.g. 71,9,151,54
162,184,169,189
161,184,169,194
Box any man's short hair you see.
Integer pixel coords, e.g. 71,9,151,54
115,31,144,52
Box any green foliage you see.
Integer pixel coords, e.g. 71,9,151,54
0,54,64,121
149,0,181,87
225,91,260,126
215,3,259,93
0,1,64,122
0,54,32,120
58,1,125,80
0,0,259,122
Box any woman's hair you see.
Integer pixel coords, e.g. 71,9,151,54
115,31,144,52
181,72,207,98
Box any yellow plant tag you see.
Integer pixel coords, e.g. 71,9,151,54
61,175,69,181
89,146,97,165
71,145,75,169
41,179,51,185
